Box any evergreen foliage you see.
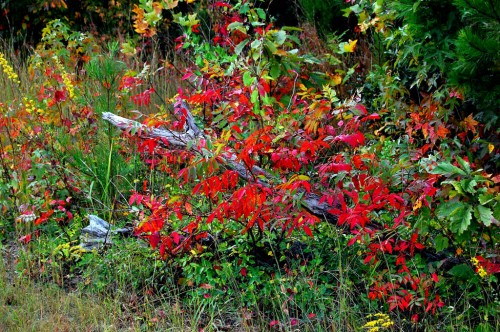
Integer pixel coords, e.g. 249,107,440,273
450,0,500,125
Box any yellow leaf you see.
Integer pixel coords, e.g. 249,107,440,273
222,129,231,141
488,143,495,153
412,200,422,211
332,74,342,86
291,174,310,182
343,39,358,53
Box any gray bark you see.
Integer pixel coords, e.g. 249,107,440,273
102,111,338,224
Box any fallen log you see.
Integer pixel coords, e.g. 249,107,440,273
102,111,338,224
102,111,468,273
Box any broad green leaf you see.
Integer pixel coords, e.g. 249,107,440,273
460,179,477,193
234,40,249,55
436,201,462,219
227,21,245,32
434,234,449,252
442,180,464,195
250,39,262,50
264,39,277,54
448,264,475,280
475,205,493,226
242,71,254,87
255,8,266,20
270,62,281,79
449,204,473,234
273,30,287,45
251,89,259,104
494,203,500,220
455,156,471,174
478,193,494,205
429,162,466,176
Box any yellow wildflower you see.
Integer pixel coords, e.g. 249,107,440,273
0,52,21,84
23,98,44,115
471,257,488,279
363,313,394,331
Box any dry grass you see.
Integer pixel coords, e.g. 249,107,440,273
0,244,191,332
1,247,121,332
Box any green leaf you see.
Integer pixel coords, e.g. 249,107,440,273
251,89,259,104
227,21,245,32
448,264,475,280
436,201,462,220
243,71,253,87
434,234,449,251
255,8,266,20
460,179,477,193
455,156,471,174
429,162,466,176
206,138,213,150
273,30,287,46
264,39,277,55
479,193,495,205
476,322,494,332
270,62,281,79
250,39,262,50
234,40,249,55
449,204,473,234
475,205,493,226
442,180,464,195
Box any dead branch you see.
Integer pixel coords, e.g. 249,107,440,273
102,111,338,224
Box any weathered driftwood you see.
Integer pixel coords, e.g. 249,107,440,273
102,111,338,224
79,214,132,250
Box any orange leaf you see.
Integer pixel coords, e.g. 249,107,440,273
462,114,478,133
436,125,449,139
185,202,193,214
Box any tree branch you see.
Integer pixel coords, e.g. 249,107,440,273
102,111,338,224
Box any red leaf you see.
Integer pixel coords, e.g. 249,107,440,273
354,104,367,115
240,267,247,277
148,232,161,249
207,212,216,224
181,72,193,80
431,273,439,283
54,89,67,103
360,113,381,122
364,254,375,264
334,132,365,148
171,231,181,245
19,234,32,244
303,226,313,237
